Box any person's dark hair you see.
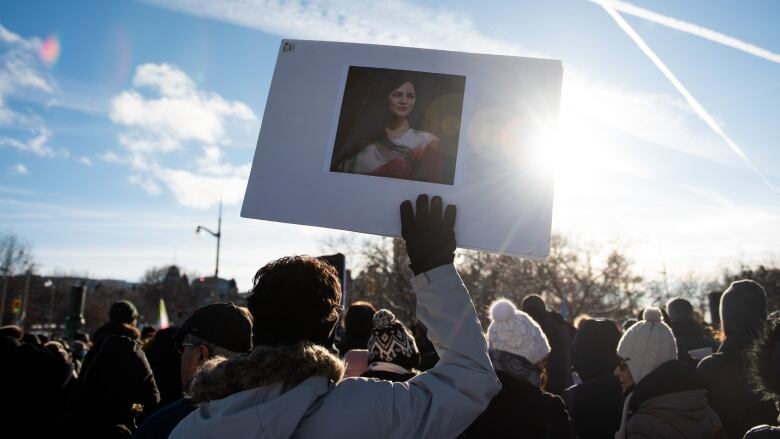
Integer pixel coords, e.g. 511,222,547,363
247,256,342,347
748,315,780,406
0,325,23,339
332,70,418,167
666,298,695,323
344,301,377,338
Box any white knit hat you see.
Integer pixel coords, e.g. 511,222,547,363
617,307,677,385
487,298,551,364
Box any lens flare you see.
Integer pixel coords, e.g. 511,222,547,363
40,35,60,66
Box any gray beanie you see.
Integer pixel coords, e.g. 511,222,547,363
617,308,677,384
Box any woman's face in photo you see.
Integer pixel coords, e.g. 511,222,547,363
387,81,416,119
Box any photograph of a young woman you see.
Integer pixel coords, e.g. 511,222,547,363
336,76,442,181
329,64,469,185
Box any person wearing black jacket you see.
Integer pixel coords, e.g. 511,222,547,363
462,298,575,438
698,280,778,439
564,318,624,439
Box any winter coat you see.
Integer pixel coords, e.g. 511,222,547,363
564,372,624,439
618,360,723,439
80,321,141,380
133,398,197,439
461,369,575,438
52,335,160,437
698,338,778,439
169,264,501,439
744,425,780,439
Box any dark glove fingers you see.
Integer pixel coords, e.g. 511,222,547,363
400,200,415,239
430,196,443,228
415,194,429,227
443,203,456,232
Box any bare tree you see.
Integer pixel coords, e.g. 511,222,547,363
323,233,644,325
0,234,35,324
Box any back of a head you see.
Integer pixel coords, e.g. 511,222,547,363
176,302,253,353
666,298,694,323
344,301,377,339
0,325,23,340
521,294,547,317
488,298,550,365
109,300,139,325
617,308,677,385
571,318,621,381
248,255,342,347
720,279,767,342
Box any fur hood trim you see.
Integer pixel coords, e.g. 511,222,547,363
189,343,344,404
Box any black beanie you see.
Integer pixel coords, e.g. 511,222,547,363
109,301,139,324
721,279,767,341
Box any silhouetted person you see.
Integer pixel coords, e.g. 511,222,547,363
140,326,182,419
134,303,252,439
81,300,141,377
666,297,718,364
522,294,573,395
53,335,160,437
337,300,376,355
564,318,624,439
698,280,778,439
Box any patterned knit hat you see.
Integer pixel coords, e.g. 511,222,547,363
487,298,551,364
367,309,420,370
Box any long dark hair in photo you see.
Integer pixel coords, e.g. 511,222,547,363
331,69,419,169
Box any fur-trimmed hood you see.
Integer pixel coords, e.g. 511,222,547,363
189,343,344,404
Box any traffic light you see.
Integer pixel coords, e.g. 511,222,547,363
11,297,22,315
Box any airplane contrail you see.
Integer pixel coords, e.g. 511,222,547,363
596,2,780,194
590,0,780,64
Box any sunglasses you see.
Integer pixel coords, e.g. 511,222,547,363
175,342,198,354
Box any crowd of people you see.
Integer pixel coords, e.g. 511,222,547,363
2,194,780,438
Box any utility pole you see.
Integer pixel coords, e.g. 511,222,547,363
196,198,222,301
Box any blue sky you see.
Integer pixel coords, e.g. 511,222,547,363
1,0,778,290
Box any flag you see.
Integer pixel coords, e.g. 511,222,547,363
158,298,169,329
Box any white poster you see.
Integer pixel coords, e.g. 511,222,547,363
242,40,562,259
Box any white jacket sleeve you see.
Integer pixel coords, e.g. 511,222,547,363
372,264,501,438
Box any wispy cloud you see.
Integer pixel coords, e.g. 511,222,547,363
0,23,64,159
0,127,56,157
681,185,736,209
10,163,28,175
595,3,780,194
109,63,257,209
592,0,780,64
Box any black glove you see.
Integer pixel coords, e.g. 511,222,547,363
400,194,457,276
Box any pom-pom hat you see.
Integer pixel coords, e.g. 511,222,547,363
487,298,550,364
367,309,420,370
617,307,677,385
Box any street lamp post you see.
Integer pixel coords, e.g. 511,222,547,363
196,199,222,301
